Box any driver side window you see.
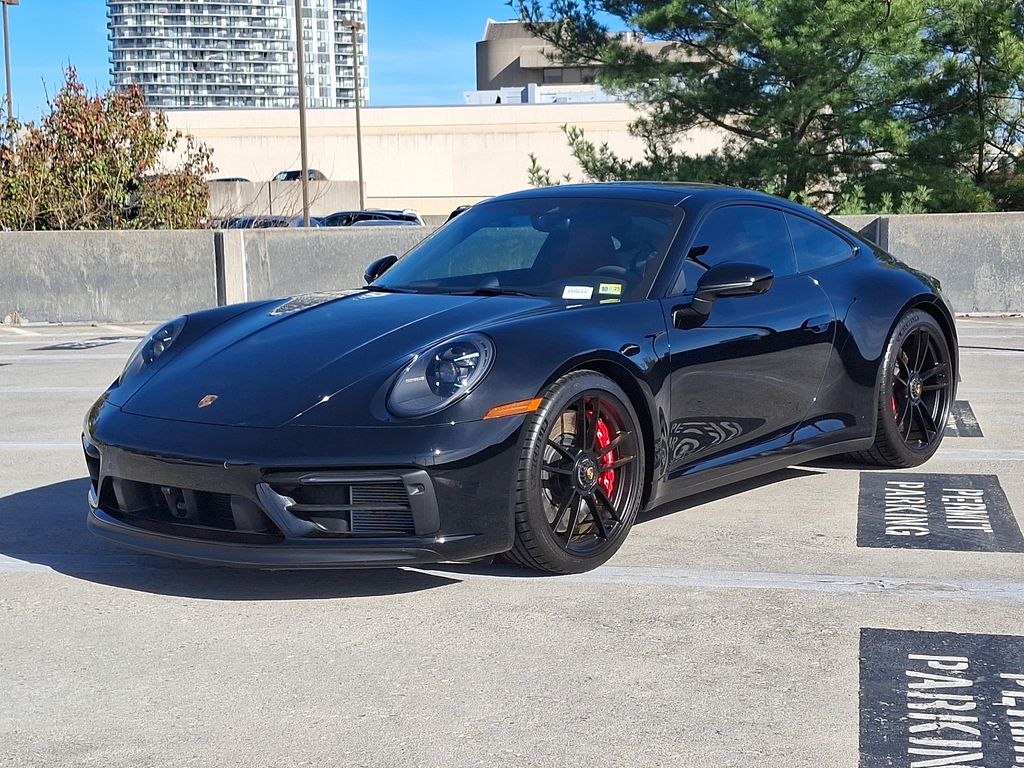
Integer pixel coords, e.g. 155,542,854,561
690,205,797,277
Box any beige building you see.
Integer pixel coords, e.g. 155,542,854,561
475,19,668,91
166,103,722,216
476,19,603,91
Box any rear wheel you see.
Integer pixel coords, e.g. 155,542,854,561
851,309,953,467
506,371,646,574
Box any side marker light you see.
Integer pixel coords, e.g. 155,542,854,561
483,398,543,420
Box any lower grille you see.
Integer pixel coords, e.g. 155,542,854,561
101,477,281,543
267,474,417,536
350,482,415,533
351,509,416,535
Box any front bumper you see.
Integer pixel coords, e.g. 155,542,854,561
88,505,490,568
84,400,523,568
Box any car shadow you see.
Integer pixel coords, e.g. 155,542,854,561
2,467,833,597
637,466,825,524
426,467,830,582
0,478,460,599
805,456,873,471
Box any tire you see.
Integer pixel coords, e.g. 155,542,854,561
506,370,646,574
850,309,954,468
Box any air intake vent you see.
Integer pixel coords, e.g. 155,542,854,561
350,509,416,535
351,482,416,533
267,473,417,536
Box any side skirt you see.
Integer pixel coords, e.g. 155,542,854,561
645,436,874,511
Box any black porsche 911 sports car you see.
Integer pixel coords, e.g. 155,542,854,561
83,183,958,573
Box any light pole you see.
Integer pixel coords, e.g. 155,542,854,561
292,0,311,227
341,19,366,211
1,0,18,124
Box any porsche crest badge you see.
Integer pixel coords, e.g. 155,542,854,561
197,394,219,409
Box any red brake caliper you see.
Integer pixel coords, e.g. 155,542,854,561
595,418,616,497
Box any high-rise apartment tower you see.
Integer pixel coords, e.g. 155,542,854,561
107,1,368,109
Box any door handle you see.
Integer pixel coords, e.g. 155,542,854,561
801,315,832,334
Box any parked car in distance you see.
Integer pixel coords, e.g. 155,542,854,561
223,216,260,229
322,209,424,227
349,219,421,227
272,169,329,182
257,216,323,228
212,177,252,183
223,215,323,229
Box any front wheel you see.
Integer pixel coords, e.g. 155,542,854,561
505,371,646,574
852,309,954,467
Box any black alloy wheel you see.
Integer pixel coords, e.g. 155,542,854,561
854,309,954,467
507,371,646,573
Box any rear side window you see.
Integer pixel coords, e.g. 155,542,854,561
688,205,797,278
787,214,855,272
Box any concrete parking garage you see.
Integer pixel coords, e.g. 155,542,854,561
1,316,1022,767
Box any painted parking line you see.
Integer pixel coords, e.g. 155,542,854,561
102,324,149,335
960,347,1024,356
0,387,105,395
4,555,1024,604
0,326,41,336
0,553,164,573
860,628,1024,768
932,448,1024,462
0,353,129,362
417,566,1024,603
0,442,82,450
956,387,1024,395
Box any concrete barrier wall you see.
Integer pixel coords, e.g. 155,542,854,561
239,227,435,300
883,213,1024,314
1,213,1022,323
0,230,217,324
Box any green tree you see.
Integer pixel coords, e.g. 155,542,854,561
514,0,1024,212
0,67,215,230
895,0,1024,211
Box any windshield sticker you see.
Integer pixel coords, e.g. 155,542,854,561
599,283,623,296
562,285,594,301
599,298,621,305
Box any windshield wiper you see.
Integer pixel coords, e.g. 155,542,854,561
364,285,417,294
447,287,537,297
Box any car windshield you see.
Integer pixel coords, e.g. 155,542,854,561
373,197,683,301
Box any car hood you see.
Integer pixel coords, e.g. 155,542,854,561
122,290,557,427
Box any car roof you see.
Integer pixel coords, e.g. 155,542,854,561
488,181,797,209
350,219,420,226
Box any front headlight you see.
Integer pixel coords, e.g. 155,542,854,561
387,333,495,418
119,316,187,384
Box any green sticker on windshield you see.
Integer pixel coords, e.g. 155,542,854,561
599,283,623,296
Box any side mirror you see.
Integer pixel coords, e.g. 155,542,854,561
674,262,774,327
363,254,398,285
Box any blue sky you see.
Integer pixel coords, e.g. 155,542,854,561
2,0,518,121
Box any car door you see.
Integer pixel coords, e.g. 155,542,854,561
660,203,836,480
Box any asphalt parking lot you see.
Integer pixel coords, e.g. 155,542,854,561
1,317,1023,768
